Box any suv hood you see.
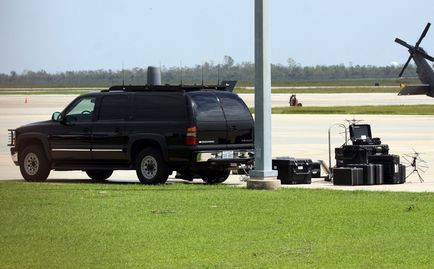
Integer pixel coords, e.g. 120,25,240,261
16,120,53,134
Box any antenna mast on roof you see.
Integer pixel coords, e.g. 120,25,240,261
122,61,125,87
180,61,183,85
201,62,204,86
217,64,220,85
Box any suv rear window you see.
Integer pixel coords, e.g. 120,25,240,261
215,92,252,121
132,93,187,121
189,92,225,122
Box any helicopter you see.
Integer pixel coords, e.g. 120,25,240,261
395,22,434,97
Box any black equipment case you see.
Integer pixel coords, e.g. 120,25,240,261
272,158,312,184
311,161,321,178
333,167,364,186
368,155,403,184
335,145,389,167
348,164,376,185
374,164,384,184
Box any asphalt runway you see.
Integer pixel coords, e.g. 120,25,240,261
1,94,433,191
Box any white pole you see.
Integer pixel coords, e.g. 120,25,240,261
248,0,279,189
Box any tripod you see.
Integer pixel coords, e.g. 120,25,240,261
402,150,429,183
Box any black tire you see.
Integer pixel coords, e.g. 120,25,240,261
19,145,50,182
200,169,230,184
86,170,113,182
135,148,169,184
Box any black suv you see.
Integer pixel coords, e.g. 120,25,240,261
8,84,254,184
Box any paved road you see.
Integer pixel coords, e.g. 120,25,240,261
1,95,433,191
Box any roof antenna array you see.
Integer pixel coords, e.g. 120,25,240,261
217,64,221,85
180,61,183,86
122,61,125,87
201,62,204,86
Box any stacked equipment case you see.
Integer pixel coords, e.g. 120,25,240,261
333,124,405,186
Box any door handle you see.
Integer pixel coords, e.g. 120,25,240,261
83,127,90,133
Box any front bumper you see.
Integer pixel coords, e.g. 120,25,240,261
10,147,18,165
195,149,254,164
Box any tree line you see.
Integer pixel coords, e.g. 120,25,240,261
0,56,419,86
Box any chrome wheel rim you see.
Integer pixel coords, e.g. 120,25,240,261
24,153,39,176
141,156,158,179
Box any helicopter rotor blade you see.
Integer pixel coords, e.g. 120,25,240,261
399,55,413,77
395,38,413,50
415,22,431,48
418,50,434,62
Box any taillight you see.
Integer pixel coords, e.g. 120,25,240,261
186,126,197,145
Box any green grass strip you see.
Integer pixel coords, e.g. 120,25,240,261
264,105,434,115
235,87,401,94
0,182,433,268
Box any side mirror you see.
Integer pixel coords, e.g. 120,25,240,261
51,112,62,122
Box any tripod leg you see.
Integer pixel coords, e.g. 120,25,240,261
415,170,424,183
405,169,415,180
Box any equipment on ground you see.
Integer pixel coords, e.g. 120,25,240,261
272,157,312,184
402,149,429,182
289,94,302,106
329,119,406,186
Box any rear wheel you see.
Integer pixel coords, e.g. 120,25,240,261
19,145,50,182
136,148,169,184
200,169,230,184
86,170,113,182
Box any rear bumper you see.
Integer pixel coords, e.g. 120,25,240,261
195,149,254,164
10,147,18,165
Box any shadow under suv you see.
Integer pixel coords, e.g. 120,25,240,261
8,84,254,184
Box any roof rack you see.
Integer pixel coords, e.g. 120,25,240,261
102,84,229,93
101,81,237,93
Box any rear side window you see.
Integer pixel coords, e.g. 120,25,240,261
99,95,129,121
215,92,252,121
132,93,187,121
189,92,225,122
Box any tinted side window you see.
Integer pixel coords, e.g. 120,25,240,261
215,92,252,121
132,93,187,121
189,92,225,122
99,95,129,121
65,96,96,122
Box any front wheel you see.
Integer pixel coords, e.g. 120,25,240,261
135,148,169,184
86,170,113,182
19,145,50,182
200,170,230,184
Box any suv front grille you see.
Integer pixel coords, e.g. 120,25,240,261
8,129,16,146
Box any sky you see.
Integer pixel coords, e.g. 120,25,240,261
1,0,434,73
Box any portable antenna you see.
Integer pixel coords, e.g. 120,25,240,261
402,149,429,182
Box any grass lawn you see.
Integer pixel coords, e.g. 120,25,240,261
235,87,401,94
266,105,434,115
1,182,434,268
